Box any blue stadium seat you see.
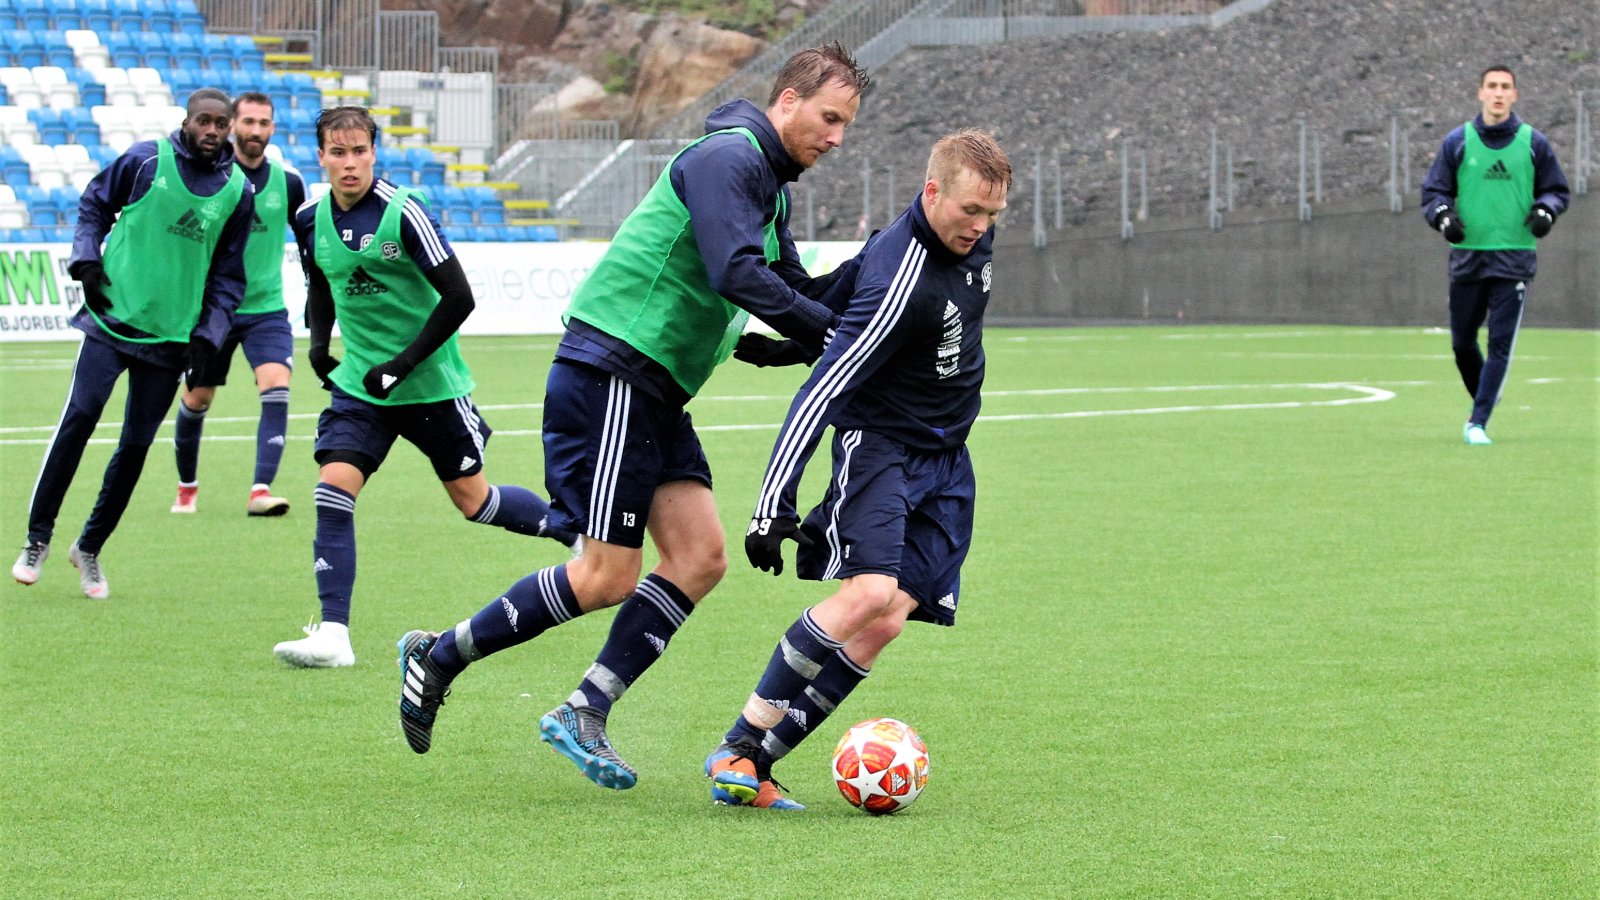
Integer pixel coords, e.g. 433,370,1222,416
68,68,104,105
16,185,59,225
476,204,505,226
131,30,169,67
282,106,317,145
109,0,143,31
15,226,50,242
174,0,203,36
17,0,52,31
0,12,18,31
0,146,30,185
167,30,200,68
27,108,68,145
39,32,74,66
50,185,80,223
140,0,176,34
6,29,45,66
0,82,8,104
49,0,88,31
89,144,119,167
61,107,99,144
78,0,113,32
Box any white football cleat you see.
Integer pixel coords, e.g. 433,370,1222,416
273,621,355,668
12,541,48,585
68,541,109,600
247,485,290,517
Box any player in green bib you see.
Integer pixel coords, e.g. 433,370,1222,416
1421,65,1569,445
394,44,872,794
169,91,307,518
270,107,573,669
12,88,254,600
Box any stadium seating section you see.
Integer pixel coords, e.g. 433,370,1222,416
0,0,546,242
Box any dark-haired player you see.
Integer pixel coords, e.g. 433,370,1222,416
272,106,571,668
12,87,253,599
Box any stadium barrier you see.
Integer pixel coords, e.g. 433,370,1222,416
0,240,867,342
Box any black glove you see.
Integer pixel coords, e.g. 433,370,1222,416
308,345,340,391
745,516,813,577
1524,204,1554,238
68,260,113,315
362,358,414,401
733,332,814,368
1437,210,1466,244
183,339,215,391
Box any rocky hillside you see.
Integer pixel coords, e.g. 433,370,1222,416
382,0,827,136
798,0,1598,238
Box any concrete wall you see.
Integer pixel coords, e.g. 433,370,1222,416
992,194,1597,328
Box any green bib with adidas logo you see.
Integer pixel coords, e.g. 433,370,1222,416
1454,122,1535,250
237,159,287,315
97,137,247,343
313,186,474,406
563,126,783,398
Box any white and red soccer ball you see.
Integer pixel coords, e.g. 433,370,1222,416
831,717,930,815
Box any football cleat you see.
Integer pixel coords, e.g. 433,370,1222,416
538,703,638,790
247,485,291,517
397,630,452,754
705,741,761,806
68,541,108,600
171,483,198,514
1463,423,1492,446
12,541,48,585
273,621,355,668
706,742,803,809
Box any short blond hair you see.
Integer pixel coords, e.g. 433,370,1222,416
926,129,1011,192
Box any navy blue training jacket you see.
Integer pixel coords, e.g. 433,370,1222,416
752,192,993,521
1420,112,1570,283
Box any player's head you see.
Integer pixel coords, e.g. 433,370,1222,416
182,88,233,162
1477,65,1517,125
766,41,869,169
921,129,1011,257
231,91,275,168
316,107,379,209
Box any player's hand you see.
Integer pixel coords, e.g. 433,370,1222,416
745,516,812,576
733,333,814,368
308,345,340,391
68,260,113,315
183,338,215,391
362,358,414,400
1524,205,1554,238
1438,211,1466,244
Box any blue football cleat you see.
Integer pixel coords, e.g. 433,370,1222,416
539,703,638,790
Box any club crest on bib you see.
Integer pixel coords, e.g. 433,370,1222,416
382,241,401,260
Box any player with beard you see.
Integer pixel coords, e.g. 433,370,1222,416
169,91,306,517
12,88,254,599
396,43,871,791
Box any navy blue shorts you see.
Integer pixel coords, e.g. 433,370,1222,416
192,310,294,388
541,359,712,549
796,429,974,626
314,386,492,481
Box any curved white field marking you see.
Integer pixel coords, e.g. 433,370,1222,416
976,382,1395,423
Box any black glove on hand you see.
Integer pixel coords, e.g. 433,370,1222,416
745,516,813,577
1437,211,1466,244
183,339,215,390
1524,205,1554,238
68,260,113,315
362,358,414,401
733,333,814,368
308,345,340,391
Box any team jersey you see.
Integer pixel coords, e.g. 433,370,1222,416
753,193,993,521
292,179,472,405
236,158,306,314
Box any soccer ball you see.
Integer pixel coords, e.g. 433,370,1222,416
831,717,930,815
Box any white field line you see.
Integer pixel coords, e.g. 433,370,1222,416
4,377,1593,447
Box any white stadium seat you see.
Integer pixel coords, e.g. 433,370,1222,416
0,105,39,146
91,105,138,152
65,30,110,71
126,67,173,107
30,66,80,110
0,66,44,109
93,68,141,107
20,144,68,189
0,185,28,229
